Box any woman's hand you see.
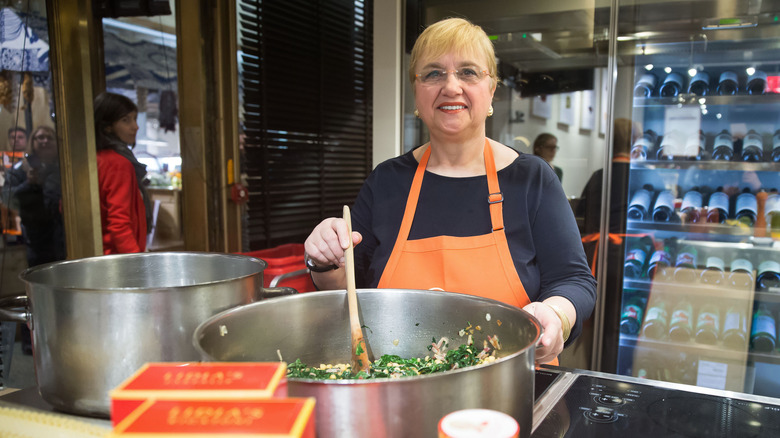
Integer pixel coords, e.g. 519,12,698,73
522,298,575,365
304,218,362,289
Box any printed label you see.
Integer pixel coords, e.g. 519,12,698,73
736,193,758,216
766,194,780,215
751,315,777,337
676,252,696,267
645,307,667,324
681,191,703,211
697,312,719,331
626,249,647,265
757,260,780,276
723,311,742,332
705,257,725,271
730,258,754,273
622,304,642,320
629,190,652,210
708,192,730,212
671,309,691,326
649,250,672,266
654,191,675,210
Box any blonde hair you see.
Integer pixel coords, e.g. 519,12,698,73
409,18,498,90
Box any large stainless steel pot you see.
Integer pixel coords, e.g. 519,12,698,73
193,288,542,438
0,252,294,417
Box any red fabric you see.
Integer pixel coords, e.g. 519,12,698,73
97,149,147,254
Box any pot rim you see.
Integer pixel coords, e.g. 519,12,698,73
18,251,268,292
193,288,543,384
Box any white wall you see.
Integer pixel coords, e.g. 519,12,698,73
488,69,609,198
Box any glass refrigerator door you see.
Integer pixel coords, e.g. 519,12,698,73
613,1,780,396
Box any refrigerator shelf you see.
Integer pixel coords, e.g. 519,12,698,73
633,94,780,108
629,161,780,172
620,335,780,366
627,220,756,240
622,278,756,298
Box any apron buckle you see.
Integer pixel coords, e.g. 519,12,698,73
488,192,503,204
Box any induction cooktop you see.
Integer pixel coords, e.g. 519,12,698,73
532,369,780,438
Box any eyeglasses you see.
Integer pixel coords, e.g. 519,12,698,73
543,145,560,151
34,135,54,142
415,67,492,85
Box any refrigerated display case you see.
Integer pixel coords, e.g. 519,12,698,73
610,2,780,397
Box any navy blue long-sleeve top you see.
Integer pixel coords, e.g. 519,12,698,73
351,146,597,344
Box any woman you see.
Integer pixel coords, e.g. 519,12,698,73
94,92,152,254
304,18,596,364
533,133,563,182
5,125,65,266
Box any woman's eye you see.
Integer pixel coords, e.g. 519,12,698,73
460,68,478,77
424,70,444,80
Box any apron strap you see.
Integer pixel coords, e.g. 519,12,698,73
483,139,504,232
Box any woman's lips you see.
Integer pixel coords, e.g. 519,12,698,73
437,103,467,112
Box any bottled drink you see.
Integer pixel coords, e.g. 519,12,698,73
750,304,777,353
741,130,764,162
755,190,768,238
695,303,720,345
687,71,710,96
630,130,657,160
642,300,669,340
660,72,684,97
673,245,698,282
646,241,673,280
706,187,729,223
620,296,646,335
716,71,739,95
634,73,657,97
668,300,694,342
627,185,654,221
756,260,780,292
680,187,703,223
652,190,676,222
729,257,754,289
711,130,734,161
772,130,780,163
766,189,780,239
735,188,757,226
700,256,726,285
656,131,684,160
683,132,704,161
722,305,748,350
624,236,654,278
746,70,767,95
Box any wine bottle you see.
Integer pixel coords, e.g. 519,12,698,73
766,188,780,239
652,190,676,222
695,303,720,345
755,190,768,238
729,257,754,289
706,187,729,223
646,240,673,280
683,132,704,161
673,245,698,283
657,131,684,160
660,72,684,97
700,255,726,285
680,187,703,223
630,130,657,160
668,300,694,342
735,188,757,226
624,236,654,279
627,185,654,221
772,130,780,163
746,70,767,95
687,71,710,96
634,73,657,97
750,304,777,353
741,130,764,162
620,296,647,335
642,300,669,340
717,71,739,95
711,130,734,161
756,260,780,292
722,305,748,350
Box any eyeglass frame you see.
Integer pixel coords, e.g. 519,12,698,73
415,67,493,86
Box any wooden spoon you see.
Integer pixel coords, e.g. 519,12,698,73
343,205,371,375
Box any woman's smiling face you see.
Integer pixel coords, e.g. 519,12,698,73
413,50,496,140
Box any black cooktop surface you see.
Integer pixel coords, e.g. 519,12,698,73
532,371,780,438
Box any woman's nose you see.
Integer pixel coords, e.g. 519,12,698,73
441,72,463,94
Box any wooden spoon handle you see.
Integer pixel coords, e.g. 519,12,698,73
344,205,371,373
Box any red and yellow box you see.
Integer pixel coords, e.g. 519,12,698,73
109,398,316,437
110,362,288,426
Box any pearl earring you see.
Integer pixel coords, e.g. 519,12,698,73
414,109,420,118
487,106,494,117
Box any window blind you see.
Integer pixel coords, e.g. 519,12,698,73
238,0,373,250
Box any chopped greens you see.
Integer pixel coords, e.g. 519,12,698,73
286,336,498,380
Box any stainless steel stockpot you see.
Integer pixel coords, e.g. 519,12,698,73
0,251,293,417
193,288,541,438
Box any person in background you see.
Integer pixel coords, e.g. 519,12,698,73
7,127,27,154
533,133,562,182
0,127,28,233
4,125,64,355
94,92,152,254
304,17,596,365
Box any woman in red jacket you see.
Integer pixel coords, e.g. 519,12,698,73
94,92,152,254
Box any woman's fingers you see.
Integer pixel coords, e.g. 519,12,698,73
523,302,565,364
304,218,363,267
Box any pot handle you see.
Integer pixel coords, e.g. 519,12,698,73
261,286,298,300
0,295,29,324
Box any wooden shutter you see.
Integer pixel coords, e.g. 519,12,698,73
238,0,373,250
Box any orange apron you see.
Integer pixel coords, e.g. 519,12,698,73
377,139,558,365
378,139,530,307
